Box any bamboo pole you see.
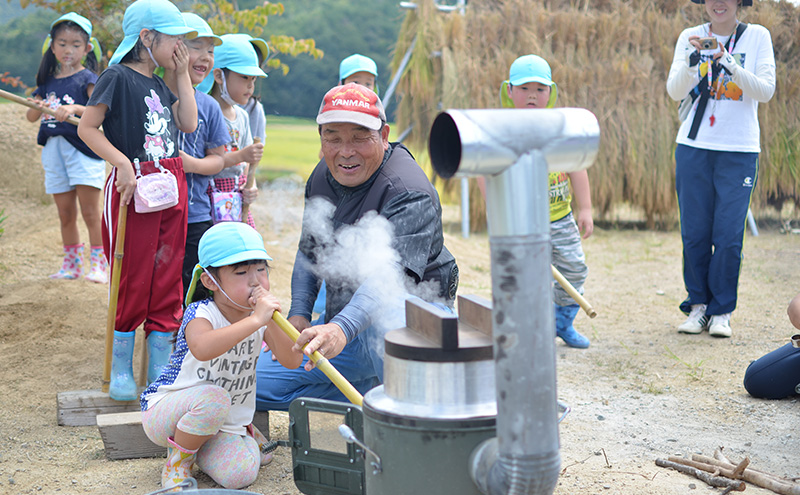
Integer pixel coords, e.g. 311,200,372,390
240,137,261,222
0,88,81,126
552,264,597,318
271,312,364,406
102,204,128,393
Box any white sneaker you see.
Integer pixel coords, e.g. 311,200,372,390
677,304,708,334
709,313,732,338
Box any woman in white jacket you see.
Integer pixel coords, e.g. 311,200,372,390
666,0,774,338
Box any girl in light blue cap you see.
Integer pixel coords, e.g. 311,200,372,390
26,12,107,284
77,0,199,402
140,222,300,489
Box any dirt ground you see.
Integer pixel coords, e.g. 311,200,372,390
1,103,799,495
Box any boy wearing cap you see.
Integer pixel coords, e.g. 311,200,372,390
339,53,378,92
207,33,266,228
255,83,458,410
162,13,235,297
141,222,300,490
502,54,594,348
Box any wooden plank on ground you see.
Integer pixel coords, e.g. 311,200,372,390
57,389,140,427
96,410,272,460
97,411,164,460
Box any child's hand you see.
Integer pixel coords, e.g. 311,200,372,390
54,105,77,122
172,40,190,75
575,209,594,239
241,142,264,165
241,184,259,205
115,162,137,206
249,286,281,326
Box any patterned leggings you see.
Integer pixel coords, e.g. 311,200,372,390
142,385,261,489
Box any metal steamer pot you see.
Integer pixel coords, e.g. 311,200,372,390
361,296,496,495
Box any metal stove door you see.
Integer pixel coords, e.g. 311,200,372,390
289,398,365,495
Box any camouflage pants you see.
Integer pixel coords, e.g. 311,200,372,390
551,212,588,307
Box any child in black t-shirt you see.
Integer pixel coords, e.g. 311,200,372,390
77,0,198,402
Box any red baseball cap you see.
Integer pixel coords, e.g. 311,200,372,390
316,83,386,131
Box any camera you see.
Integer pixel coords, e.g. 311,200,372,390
698,37,718,50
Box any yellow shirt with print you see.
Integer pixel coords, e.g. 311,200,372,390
549,172,572,222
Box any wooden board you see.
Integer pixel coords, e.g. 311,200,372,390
457,294,493,337
404,296,459,349
57,389,141,427
96,410,271,460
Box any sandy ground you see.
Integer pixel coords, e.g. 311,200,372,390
1,104,799,495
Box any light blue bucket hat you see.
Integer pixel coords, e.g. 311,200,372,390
500,54,558,109
196,33,268,93
181,12,222,46
109,0,197,66
339,53,379,94
185,222,272,306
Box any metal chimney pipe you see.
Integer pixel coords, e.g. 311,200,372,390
429,108,599,495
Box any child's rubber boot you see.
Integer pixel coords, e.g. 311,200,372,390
162,436,198,489
84,246,108,284
247,423,278,466
50,243,84,280
146,331,174,385
555,303,590,349
109,330,138,401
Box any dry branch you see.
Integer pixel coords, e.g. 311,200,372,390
655,458,746,491
694,454,800,495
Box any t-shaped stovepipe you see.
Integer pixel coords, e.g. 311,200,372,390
429,108,600,495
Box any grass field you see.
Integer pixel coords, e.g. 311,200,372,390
258,115,404,182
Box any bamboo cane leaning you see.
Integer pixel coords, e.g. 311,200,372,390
240,136,261,222
102,204,128,393
0,88,81,126
551,264,597,318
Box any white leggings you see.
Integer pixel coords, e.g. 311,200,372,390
142,385,261,489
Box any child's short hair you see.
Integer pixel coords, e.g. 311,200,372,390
184,222,273,306
500,54,558,109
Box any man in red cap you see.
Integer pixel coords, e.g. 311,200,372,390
256,83,458,410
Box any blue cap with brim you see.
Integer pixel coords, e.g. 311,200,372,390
184,222,273,306
196,33,267,93
109,0,198,66
52,12,93,36
181,12,222,46
500,54,558,109
339,53,377,81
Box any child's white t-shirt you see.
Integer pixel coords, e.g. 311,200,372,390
140,299,266,435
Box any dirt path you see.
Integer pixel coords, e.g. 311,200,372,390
0,105,799,495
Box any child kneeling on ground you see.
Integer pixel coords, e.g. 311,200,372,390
140,222,301,490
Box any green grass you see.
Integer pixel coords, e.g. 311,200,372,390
256,116,402,183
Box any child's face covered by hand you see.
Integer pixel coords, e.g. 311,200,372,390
509,82,552,109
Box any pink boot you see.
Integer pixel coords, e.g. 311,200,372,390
84,246,108,284
50,244,83,280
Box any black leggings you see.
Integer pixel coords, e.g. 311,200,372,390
743,341,800,399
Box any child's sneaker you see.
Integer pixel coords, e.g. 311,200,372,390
84,246,108,284
247,423,277,465
709,313,732,338
677,304,708,334
50,244,84,280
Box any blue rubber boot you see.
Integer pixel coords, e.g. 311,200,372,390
555,304,590,349
147,331,174,385
109,330,137,401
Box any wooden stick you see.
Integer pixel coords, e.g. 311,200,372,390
0,87,81,126
102,204,128,393
655,458,746,491
271,312,363,406
694,454,800,495
240,137,261,222
552,264,597,318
